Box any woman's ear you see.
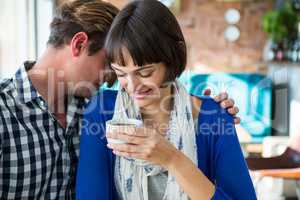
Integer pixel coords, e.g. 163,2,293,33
70,32,89,57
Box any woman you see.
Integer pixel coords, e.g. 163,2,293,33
76,1,256,200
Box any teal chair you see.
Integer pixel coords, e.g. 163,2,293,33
179,72,272,143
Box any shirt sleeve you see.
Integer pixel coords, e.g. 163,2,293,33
209,105,257,200
76,95,114,200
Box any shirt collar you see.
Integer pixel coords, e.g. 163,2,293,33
13,61,41,104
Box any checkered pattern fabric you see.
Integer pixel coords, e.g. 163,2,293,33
0,61,86,199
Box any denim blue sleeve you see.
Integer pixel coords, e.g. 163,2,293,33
199,99,257,200
76,93,115,200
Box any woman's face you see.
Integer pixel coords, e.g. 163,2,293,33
111,51,171,111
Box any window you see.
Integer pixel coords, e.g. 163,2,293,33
0,0,53,78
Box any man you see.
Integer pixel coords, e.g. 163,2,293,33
0,0,239,199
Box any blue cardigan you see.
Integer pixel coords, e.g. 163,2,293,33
76,90,257,200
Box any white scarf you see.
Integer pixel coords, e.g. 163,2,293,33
112,80,198,200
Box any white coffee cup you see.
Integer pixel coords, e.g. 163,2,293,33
106,118,143,144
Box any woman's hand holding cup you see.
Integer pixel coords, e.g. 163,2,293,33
106,124,179,168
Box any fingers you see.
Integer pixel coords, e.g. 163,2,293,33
135,127,155,137
220,99,234,109
108,144,154,161
107,142,151,160
234,117,241,125
111,150,146,160
203,88,211,96
228,106,239,115
107,143,143,153
214,92,228,102
222,101,240,124
106,132,146,144
214,93,240,124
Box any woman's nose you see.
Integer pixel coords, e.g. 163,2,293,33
126,75,140,93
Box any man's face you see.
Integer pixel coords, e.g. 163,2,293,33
66,48,107,98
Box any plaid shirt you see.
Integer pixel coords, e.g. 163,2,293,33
0,62,86,199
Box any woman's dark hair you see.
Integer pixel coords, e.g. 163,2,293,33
104,0,187,87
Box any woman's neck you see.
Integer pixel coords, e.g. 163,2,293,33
140,85,173,134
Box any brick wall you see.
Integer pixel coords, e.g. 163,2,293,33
58,0,273,73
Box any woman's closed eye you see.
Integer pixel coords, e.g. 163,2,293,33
116,72,126,77
113,65,155,78
137,70,154,78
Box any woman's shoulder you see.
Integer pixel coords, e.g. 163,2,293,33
193,96,237,168
191,95,228,120
191,95,235,136
192,95,232,117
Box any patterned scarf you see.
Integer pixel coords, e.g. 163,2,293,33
112,80,198,200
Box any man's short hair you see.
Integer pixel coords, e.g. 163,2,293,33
48,0,119,55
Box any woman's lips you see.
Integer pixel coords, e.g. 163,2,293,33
133,88,153,99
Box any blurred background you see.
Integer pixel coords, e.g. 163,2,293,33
1,0,300,199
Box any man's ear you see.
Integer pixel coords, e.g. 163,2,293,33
70,32,89,57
